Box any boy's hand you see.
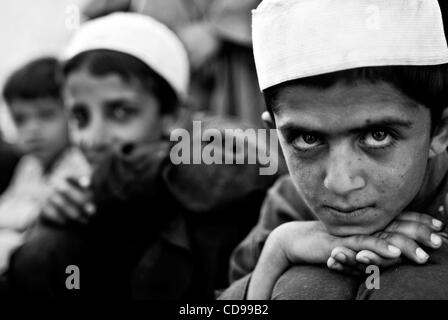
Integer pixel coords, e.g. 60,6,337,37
329,211,445,274
41,176,95,226
247,220,401,299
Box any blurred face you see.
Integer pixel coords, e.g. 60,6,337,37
273,81,433,236
63,69,166,167
10,97,69,168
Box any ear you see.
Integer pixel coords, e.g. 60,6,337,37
429,108,448,158
261,111,276,129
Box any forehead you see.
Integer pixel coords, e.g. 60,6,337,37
273,81,424,132
9,97,61,113
63,69,144,101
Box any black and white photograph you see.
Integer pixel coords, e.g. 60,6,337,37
0,0,447,315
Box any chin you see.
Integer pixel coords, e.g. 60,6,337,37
323,218,390,237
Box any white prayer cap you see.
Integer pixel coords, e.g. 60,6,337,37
252,0,448,91
61,12,189,98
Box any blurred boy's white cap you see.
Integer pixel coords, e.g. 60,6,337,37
61,12,189,98
253,0,448,91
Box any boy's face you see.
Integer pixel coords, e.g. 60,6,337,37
273,81,433,236
63,69,166,167
9,98,69,168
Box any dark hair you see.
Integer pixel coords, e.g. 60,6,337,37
264,65,448,128
62,50,179,115
3,57,61,105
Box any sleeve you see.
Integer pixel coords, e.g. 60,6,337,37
228,175,316,284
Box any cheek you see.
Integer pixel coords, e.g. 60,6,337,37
280,140,322,199
121,108,162,144
367,137,430,218
109,119,161,147
69,125,87,147
46,118,68,137
373,152,428,212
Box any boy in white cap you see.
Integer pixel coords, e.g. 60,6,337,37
4,13,282,299
220,0,448,299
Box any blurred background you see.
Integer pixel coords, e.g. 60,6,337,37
0,0,265,142
0,0,88,141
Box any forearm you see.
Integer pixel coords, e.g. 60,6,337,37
246,221,334,299
247,232,288,299
247,228,298,300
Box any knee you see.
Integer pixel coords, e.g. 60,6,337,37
272,265,359,300
359,263,448,300
359,240,448,300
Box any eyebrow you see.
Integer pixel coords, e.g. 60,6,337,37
278,117,414,137
103,99,134,108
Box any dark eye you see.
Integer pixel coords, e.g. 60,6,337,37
362,130,394,149
109,104,138,122
291,133,322,151
372,130,387,141
13,114,25,127
70,105,89,129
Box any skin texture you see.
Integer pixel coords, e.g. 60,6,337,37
273,81,433,236
9,97,69,170
63,68,169,168
41,68,174,224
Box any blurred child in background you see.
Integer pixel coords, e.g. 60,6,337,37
0,57,90,274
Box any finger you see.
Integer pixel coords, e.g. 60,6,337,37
331,247,365,272
41,202,66,225
57,181,96,219
48,191,88,224
66,176,91,190
383,233,430,264
356,249,401,268
384,220,442,249
327,257,363,276
394,212,443,231
341,235,401,259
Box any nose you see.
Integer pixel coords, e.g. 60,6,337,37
323,144,366,196
75,116,110,155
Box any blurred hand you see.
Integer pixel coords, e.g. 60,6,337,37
41,176,95,226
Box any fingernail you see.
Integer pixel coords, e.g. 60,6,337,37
416,247,429,261
388,245,401,255
335,252,346,263
431,233,442,247
433,219,443,229
84,203,96,216
78,176,90,188
327,257,336,267
357,255,370,264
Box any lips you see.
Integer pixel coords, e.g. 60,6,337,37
322,205,374,218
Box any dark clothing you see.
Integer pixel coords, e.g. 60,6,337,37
219,152,448,299
6,117,285,299
0,142,20,195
